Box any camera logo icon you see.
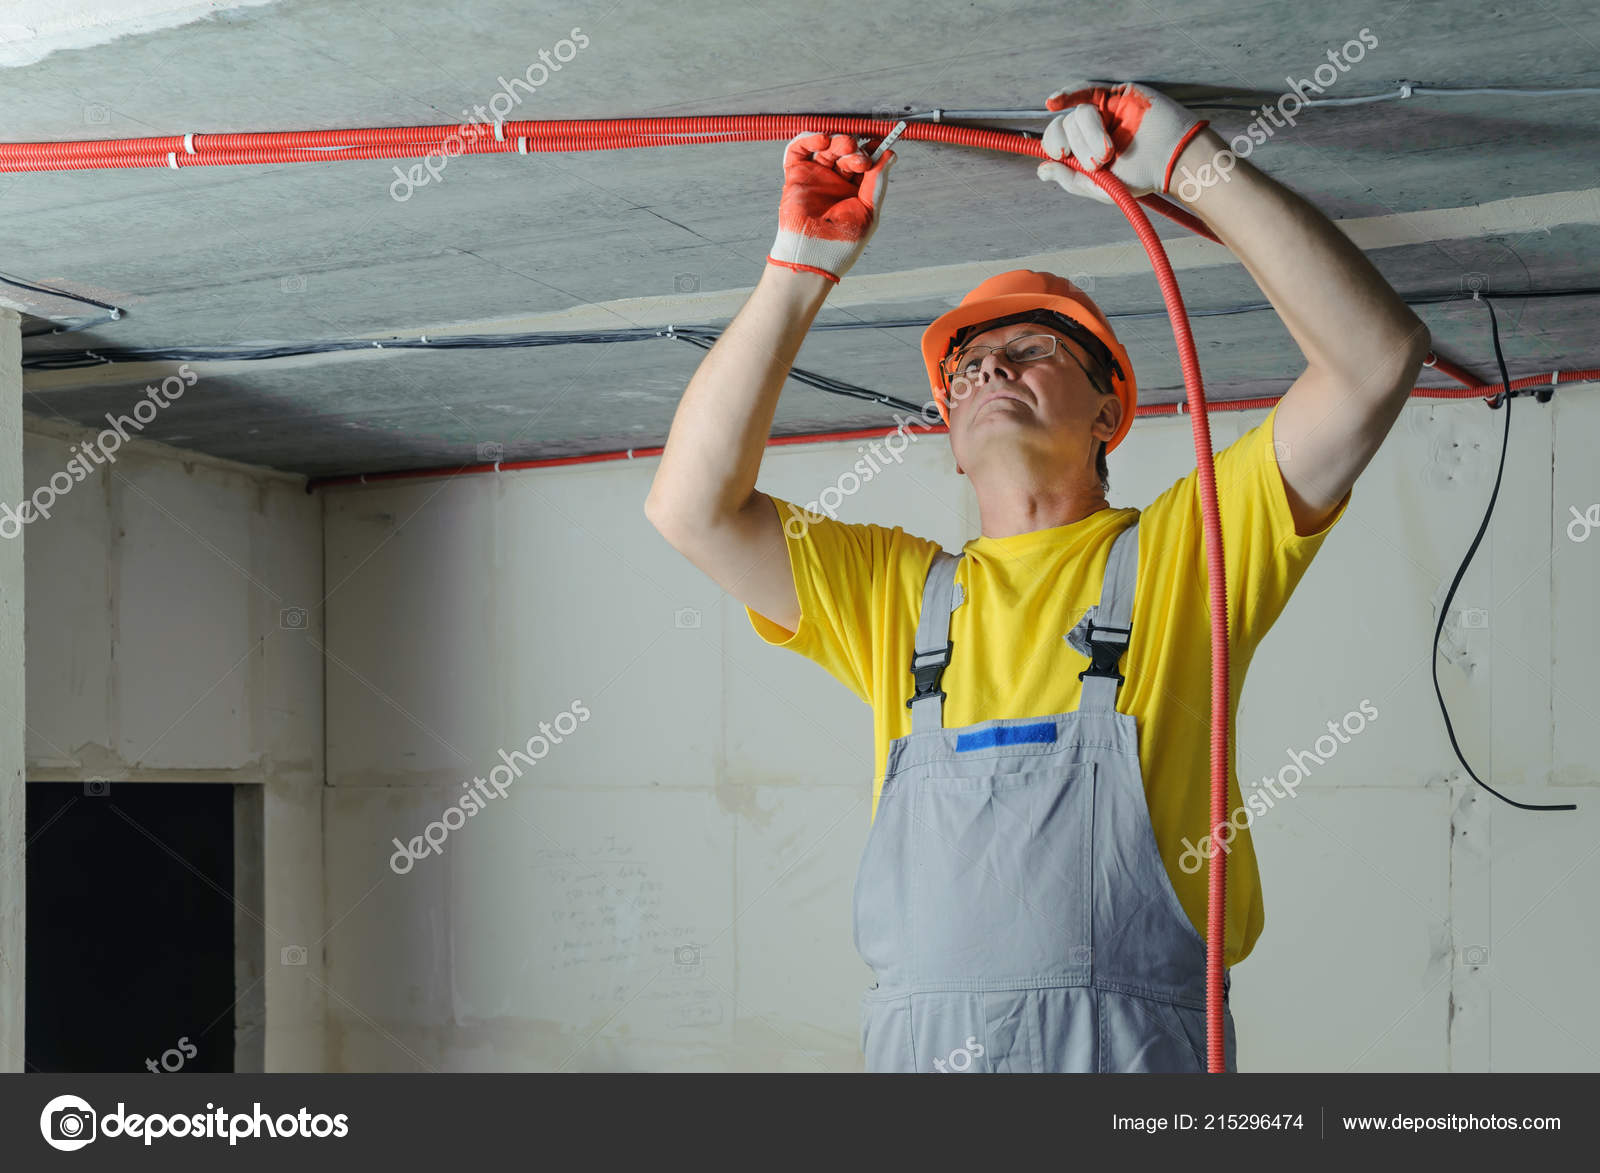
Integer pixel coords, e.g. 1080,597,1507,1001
1458,272,1489,295
1460,944,1489,966
477,441,504,462
281,944,309,966
674,607,701,629
84,105,110,125
281,275,306,293
673,273,700,294
1066,271,1096,293
1273,440,1292,463
1460,608,1489,629
40,1094,97,1151
83,777,111,797
673,943,703,975
279,607,308,630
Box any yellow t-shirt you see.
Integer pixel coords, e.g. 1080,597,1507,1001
748,403,1350,960
745,402,1349,966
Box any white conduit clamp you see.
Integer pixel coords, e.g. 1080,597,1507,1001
183,133,197,155
518,137,528,154
1398,80,1416,99
166,152,179,169
493,121,505,142
626,448,634,459
1422,352,1438,367
1535,368,1561,403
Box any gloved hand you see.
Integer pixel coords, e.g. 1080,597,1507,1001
768,132,895,284
1035,81,1208,204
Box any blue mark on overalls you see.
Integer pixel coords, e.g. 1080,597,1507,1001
954,721,1057,752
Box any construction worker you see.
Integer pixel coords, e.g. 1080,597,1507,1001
645,81,1429,1072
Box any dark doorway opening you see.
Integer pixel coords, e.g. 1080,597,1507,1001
26,782,239,1073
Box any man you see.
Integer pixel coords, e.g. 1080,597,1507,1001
645,82,1429,1072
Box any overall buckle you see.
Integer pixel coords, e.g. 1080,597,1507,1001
906,643,953,708
1076,619,1129,685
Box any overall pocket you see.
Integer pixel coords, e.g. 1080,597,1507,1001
907,759,1095,982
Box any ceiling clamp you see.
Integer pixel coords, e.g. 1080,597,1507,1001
1398,81,1416,99
1535,369,1559,403
870,120,908,163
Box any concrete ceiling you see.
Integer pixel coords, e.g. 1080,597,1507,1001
3,0,1598,479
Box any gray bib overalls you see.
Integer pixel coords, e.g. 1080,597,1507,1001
854,519,1237,1072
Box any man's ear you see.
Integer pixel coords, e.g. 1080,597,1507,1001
1094,393,1124,443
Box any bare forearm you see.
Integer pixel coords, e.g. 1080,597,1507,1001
646,264,832,529
1176,128,1429,383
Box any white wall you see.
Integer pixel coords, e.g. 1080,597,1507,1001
0,311,24,1072
321,385,1600,1072
21,414,325,1071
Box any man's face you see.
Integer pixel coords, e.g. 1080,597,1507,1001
943,322,1122,480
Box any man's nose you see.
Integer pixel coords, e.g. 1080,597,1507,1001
976,348,1013,380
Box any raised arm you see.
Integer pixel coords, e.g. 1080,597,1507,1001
644,264,831,632
1038,82,1429,535
645,132,896,632
1173,126,1429,534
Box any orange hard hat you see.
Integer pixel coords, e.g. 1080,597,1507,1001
919,269,1137,453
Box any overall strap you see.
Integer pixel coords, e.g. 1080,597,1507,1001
906,550,964,734
1066,520,1140,712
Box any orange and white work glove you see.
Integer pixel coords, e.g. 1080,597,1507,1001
768,132,895,284
1035,81,1209,204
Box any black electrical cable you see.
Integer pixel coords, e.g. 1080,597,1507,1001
21,312,122,338
1429,293,1575,813
665,329,928,415
22,284,1600,372
0,270,125,318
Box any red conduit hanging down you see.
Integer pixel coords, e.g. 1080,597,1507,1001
13,110,1586,1073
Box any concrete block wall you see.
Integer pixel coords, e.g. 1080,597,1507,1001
19,414,325,1071
320,385,1600,1072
